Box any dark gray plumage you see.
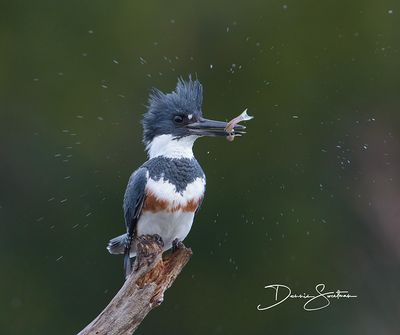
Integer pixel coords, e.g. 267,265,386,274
142,77,203,145
143,157,205,193
121,168,148,274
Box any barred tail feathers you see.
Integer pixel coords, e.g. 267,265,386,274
107,234,137,257
106,234,126,254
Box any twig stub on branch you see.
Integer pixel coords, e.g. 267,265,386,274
77,235,192,335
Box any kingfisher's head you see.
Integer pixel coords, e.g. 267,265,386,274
142,77,245,158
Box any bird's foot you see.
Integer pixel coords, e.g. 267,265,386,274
172,238,185,253
153,234,164,248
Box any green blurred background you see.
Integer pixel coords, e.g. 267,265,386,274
1,0,400,334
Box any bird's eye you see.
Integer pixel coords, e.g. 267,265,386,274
174,115,184,123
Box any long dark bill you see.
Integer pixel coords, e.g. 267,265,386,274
186,118,246,137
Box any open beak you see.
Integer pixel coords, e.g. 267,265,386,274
186,117,246,137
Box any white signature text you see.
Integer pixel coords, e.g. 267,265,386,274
257,283,357,311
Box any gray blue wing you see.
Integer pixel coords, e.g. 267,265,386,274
122,167,148,278
123,167,148,235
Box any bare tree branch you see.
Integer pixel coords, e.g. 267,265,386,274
77,235,192,335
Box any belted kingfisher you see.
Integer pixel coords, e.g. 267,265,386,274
107,77,246,277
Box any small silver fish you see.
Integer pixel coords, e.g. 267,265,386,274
225,109,254,141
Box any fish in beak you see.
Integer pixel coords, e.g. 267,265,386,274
186,109,253,141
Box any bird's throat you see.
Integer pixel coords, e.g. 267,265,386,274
147,135,198,159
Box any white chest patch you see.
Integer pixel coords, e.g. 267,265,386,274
146,176,205,208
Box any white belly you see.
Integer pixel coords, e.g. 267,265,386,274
128,175,205,256
136,210,195,251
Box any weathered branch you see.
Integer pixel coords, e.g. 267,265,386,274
77,235,192,335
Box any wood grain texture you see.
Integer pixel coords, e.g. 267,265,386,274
77,235,192,335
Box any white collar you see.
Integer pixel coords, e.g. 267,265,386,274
146,134,198,159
